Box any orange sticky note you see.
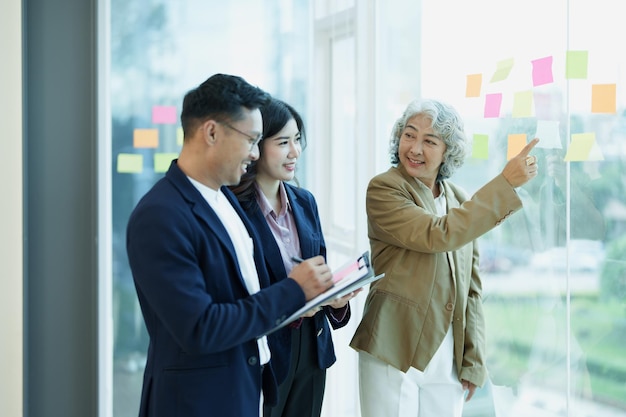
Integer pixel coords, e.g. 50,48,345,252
591,84,617,114
134,128,159,148
507,134,527,160
466,74,482,97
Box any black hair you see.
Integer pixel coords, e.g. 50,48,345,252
180,73,271,138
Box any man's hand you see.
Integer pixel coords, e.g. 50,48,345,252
502,137,540,187
288,255,334,301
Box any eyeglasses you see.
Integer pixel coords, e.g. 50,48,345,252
219,121,263,150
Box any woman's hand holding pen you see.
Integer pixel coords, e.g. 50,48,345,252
288,255,334,301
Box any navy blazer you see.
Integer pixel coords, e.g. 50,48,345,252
240,182,351,383
126,161,306,417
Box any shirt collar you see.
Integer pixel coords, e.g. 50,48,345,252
255,181,291,218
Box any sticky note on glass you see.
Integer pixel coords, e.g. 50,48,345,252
152,106,177,124
565,50,588,79
534,120,562,149
176,127,184,146
564,133,603,161
154,152,178,173
472,134,489,159
531,56,554,86
512,90,534,118
591,84,617,113
507,134,527,160
490,58,514,83
134,128,159,148
466,74,482,97
484,93,503,118
117,153,143,173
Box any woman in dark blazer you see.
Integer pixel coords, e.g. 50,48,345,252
231,98,357,417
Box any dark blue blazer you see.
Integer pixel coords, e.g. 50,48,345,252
240,182,351,383
126,161,306,417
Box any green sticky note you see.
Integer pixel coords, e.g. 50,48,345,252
564,133,602,161
154,153,178,173
472,134,489,159
565,50,588,79
117,153,143,173
490,58,514,83
176,127,184,146
512,91,533,118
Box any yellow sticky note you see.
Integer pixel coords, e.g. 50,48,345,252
490,58,514,83
117,153,143,173
176,127,184,146
512,90,534,118
591,84,617,114
472,134,489,159
564,133,603,161
466,74,482,97
154,153,178,173
507,134,527,160
134,128,159,148
565,50,588,79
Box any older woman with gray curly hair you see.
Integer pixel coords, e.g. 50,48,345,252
351,98,539,417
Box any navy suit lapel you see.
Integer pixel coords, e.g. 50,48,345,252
286,185,314,258
164,161,249,290
246,204,286,285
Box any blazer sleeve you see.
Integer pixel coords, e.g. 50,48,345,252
127,198,305,355
367,172,522,254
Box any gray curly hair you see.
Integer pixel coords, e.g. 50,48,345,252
389,98,469,181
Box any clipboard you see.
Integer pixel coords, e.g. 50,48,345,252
262,251,384,336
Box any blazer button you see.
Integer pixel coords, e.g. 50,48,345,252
247,356,258,366
445,302,454,311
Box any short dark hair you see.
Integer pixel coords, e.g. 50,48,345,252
180,73,271,137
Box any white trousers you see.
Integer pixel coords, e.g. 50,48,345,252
358,328,464,417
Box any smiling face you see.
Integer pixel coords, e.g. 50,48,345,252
256,118,302,185
210,108,263,188
398,113,447,191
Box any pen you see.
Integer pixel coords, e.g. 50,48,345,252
291,256,305,264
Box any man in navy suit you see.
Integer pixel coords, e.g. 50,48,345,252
126,74,335,417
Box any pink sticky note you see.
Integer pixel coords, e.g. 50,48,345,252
152,105,177,124
532,56,553,86
484,93,502,118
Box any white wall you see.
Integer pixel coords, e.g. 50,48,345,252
0,0,24,416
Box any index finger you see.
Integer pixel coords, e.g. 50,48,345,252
516,137,540,157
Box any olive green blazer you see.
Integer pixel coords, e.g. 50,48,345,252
350,165,522,387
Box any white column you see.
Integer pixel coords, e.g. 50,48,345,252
0,0,24,416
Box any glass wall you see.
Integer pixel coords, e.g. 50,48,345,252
108,1,312,415
412,1,626,416
106,0,626,416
